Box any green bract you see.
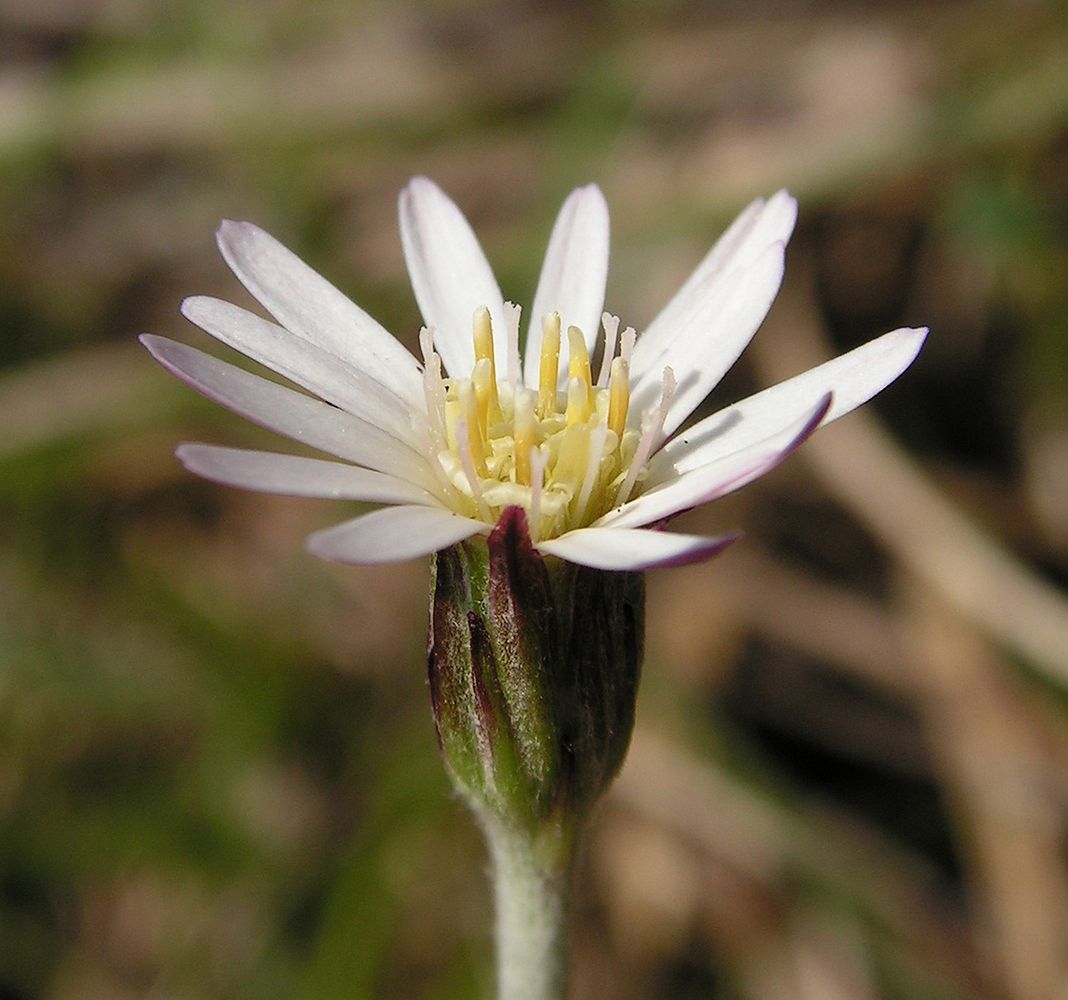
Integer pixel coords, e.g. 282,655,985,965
428,506,643,866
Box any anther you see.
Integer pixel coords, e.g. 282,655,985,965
565,375,591,426
472,306,500,417
555,423,588,489
538,312,561,417
567,324,593,391
503,302,521,388
614,365,675,507
458,381,487,474
574,421,608,525
455,417,492,522
607,356,630,440
473,306,494,365
513,389,536,486
472,358,495,445
528,446,545,543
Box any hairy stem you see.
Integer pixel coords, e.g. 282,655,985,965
487,821,571,1000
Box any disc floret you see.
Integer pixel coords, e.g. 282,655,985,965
421,305,668,543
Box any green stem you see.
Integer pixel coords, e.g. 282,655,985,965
487,821,571,1000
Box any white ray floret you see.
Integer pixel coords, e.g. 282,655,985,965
176,444,436,506
181,295,418,447
307,505,489,565
215,220,424,407
145,176,927,571
524,184,610,388
399,176,508,380
140,334,438,492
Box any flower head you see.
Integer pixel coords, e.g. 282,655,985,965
142,177,925,571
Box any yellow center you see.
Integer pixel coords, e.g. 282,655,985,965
422,306,646,542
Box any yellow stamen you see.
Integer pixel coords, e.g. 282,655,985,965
473,305,494,362
472,306,500,416
455,418,492,521
574,422,608,525
528,446,544,543
615,365,675,507
565,375,591,426
567,325,593,408
607,356,630,440
538,312,561,417
513,389,536,486
555,423,588,488
459,381,487,474
472,358,494,447
503,302,522,386
423,298,645,539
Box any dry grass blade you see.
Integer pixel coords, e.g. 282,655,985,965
904,585,1068,1000
753,278,1068,688
612,727,988,997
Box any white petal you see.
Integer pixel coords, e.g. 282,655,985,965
630,242,787,437
182,296,420,446
599,395,831,530
176,444,436,505
537,527,740,570
140,335,436,491
398,176,507,378
523,184,610,387
306,505,487,564
631,191,797,382
648,327,928,484
215,220,423,407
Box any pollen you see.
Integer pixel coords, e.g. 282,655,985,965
424,306,648,541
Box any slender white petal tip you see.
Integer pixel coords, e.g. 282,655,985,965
213,218,424,406
399,176,507,377
648,326,927,484
306,505,487,565
524,183,610,386
599,393,832,531
141,334,437,489
538,527,742,571
175,443,436,505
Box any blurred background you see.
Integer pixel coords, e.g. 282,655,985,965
2,1,1068,997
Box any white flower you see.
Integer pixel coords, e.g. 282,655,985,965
142,177,926,571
